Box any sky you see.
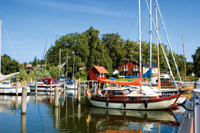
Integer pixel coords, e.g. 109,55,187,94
0,0,199,64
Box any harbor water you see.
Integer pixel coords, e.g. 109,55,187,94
0,89,189,133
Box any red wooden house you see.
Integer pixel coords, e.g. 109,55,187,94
119,60,143,76
87,66,109,80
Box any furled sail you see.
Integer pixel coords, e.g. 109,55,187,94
125,68,152,78
98,73,142,86
0,72,19,81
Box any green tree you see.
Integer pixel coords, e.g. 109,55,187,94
32,56,37,67
101,33,125,70
192,47,200,77
1,54,20,75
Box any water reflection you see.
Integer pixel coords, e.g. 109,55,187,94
88,107,179,132
0,91,183,133
0,95,30,113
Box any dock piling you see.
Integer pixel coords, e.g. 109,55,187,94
50,80,52,92
54,86,59,107
35,81,37,94
16,81,18,96
21,88,27,114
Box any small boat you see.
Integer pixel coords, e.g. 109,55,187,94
87,87,180,110
29,78,62,92
65,78,77,89
0,81,30,95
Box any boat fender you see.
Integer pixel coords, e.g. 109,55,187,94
124,100,126,108
144,100,148,108
106,99,109,107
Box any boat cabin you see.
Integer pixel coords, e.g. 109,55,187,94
40,78,59,85
101,88,159,100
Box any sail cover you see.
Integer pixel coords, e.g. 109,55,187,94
59,75,72,79
0,72,20,81
98,73,142,86
124,68,152,78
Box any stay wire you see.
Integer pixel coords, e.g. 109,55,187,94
2,21,18,60
115,0,131,33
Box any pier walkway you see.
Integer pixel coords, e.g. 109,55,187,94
177,95,193,133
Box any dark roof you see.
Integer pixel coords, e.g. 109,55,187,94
143,62,158,68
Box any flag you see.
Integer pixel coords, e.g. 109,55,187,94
85,87,90,95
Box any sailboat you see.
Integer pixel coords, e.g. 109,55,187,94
0,19,30,95
87,0,180,110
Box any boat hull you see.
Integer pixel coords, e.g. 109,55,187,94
88,94,180,110
0,86,30,95
30,86,62,92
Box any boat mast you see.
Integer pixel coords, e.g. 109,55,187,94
145,0,179,90
138,0,142,74
66,51,68,77
59,48,61,76
0,18,1,74
149,0,152,80
155,5,161,91
45,53,47,77
155,0,182,83
72,52,75,79
182,35,186,80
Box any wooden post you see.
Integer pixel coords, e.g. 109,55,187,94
84,80,86,89
63,80,66,90
54,106,59,128
77,102,81,120
92,80,93,88
35,94,37,105
21,88,27,114
78,85,81,102
35,81,37,94
94,83,96,94
50,92,53,103
21,114,26,133
50,80,52,92
16,81,18,96
74,80,76,89
54,86,59,107
14,96,18,109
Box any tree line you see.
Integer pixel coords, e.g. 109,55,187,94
1,26,200,80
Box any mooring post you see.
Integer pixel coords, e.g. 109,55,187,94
63,80,66,90
21,88,27,114
50,80,52,92
21,114,26,133
54,86,59,107
15,95,18,109
50,92,53,103
78,84,81,102
16,81,18,96
99,82,100,90
35,81,37,94
94,83,96,94
74,80,76,89
54,106,59,128
78,102,81,120
35,94,37,105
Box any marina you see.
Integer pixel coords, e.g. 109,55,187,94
0,84,196,133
